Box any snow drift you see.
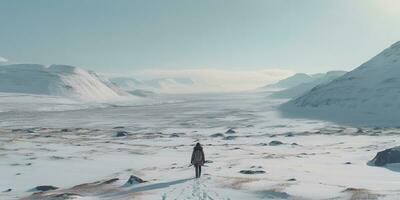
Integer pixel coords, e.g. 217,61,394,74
0,64,128,101
283,41,400,126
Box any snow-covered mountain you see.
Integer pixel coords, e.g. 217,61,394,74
0,56,8,63
263,73,314,89
109,77,144,91
285,41,400,124
271,71,346,99
0,64,128,101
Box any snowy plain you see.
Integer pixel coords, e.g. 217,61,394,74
1,92,400,200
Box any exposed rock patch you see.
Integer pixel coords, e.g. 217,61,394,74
239,170,266,175
125,175,146,186
115,131,129,137
225,128,236,134
224,136,237,140
269,140,284,146
369,146,400,166
31,185,58,192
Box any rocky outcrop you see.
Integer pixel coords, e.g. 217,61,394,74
370,146,400,166
115,131,129,137
31,185,58,192
125,175,146,186
225,128,236,134
269,140,283,146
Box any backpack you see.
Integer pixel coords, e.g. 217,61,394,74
193,149,203,164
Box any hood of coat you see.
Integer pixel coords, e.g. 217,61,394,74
194,144,203,151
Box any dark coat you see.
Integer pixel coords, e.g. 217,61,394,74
191,145,205,165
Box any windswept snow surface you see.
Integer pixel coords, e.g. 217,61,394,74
0,93,91,112
284,41,400,126
0,64,129,101
2,92,400,199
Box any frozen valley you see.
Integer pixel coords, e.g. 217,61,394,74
1,92,400,200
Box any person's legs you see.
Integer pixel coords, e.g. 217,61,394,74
199,165,202,177
195,165,199,178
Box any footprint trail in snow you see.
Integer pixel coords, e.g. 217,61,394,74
163,178,230,200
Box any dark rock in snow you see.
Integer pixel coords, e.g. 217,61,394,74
115,131,129,137
60,129,70,132
54,193,81,198
170,133,180,138
24,129,35,133
285,133,294,137
239,170,266,175
291,143,298,146
225,128,236,134
370,146,400,166
287,178,297,181
32,185,58,192
269,141,283,146
210,133,224,137
3,189,12,193
345,162,352,165
125,175,146,185
224,136,237,140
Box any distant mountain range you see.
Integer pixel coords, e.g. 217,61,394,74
283,41,400,126
263,73,316,89
270,71,347,99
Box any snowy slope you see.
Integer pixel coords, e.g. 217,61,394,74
285,41,400,124
263,73,313,89
271,71,346,99
0,64,129,101
109,77,145,91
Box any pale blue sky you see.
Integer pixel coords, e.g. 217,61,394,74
1,0,400,73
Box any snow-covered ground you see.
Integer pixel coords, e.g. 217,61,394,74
1,92,400,200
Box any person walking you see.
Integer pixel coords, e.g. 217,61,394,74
191,142,205,178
